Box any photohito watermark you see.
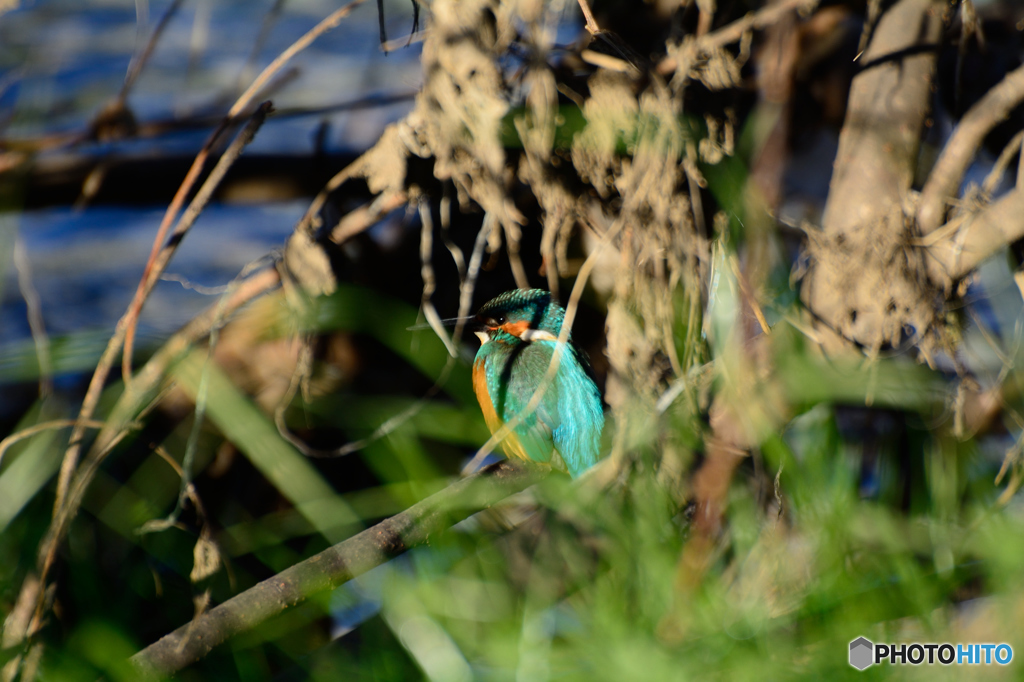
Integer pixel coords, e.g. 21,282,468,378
849,637,1013,670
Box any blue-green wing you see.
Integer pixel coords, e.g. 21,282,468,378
547,345,604,478
502,342,604,478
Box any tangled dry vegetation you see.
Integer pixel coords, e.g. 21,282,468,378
6,0,1024,678
288,0,1024,549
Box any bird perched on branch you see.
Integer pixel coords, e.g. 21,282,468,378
471,289,604,478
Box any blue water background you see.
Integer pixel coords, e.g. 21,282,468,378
0,0,425,355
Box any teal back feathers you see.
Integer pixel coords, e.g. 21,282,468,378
471,289,604,478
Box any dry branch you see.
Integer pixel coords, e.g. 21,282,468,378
918,63,1024,235
129,460,545,679
49,102,271,539
821,0,942,234
4,268,282,669
925,187,1024,284
119,0,369,389
656,0,819,76
121,102,273,385
12,235,51,397
118,0,185,105
228,0,368,121
29,3,375,648
802,0,944,351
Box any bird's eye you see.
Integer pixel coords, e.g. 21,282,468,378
481,316,503,328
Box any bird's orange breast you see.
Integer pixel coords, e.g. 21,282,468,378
472,355,531,462
472,357,501,434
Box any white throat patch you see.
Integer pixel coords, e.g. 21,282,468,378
520,328,559,342
474,330,491,345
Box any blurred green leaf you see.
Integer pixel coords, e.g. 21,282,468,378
172,349,361,544
0,400,65,532
774,326,946,411
0,330,110,384
53,619,138,682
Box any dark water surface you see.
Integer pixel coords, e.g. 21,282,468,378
0,0,424,376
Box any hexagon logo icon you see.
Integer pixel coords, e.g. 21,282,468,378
849,637,874,670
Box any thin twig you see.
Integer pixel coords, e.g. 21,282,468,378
121,102,273,386
419,198,458,357
0,419,113,469
276,352,457,459
173,261,254,520
297,163,362,237
236,0,288,95
503,219,531,290
439,190,466,280
376,0,387,46
381,29,428,52
918,62,1024,235
331,192,409,243
117,0,369,395
13,234,52,397
151,443,184,477
1,90,416,157
16,268,281,656
657,0,818,75
457,216,493,343
55,118,229,514
576,0,600,34
229,0,368,121
702,0,817,51
119,0,185,103
274,210,490,460
729,253,771,336
27,425,138,647
981,130,1024,198
925,187,1024,285
539,215,563,301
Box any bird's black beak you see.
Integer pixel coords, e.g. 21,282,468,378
468,316,493,345
406,315,474,332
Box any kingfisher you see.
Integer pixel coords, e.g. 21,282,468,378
471,289,604,478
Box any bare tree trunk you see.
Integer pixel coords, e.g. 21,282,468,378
803,0,946,352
